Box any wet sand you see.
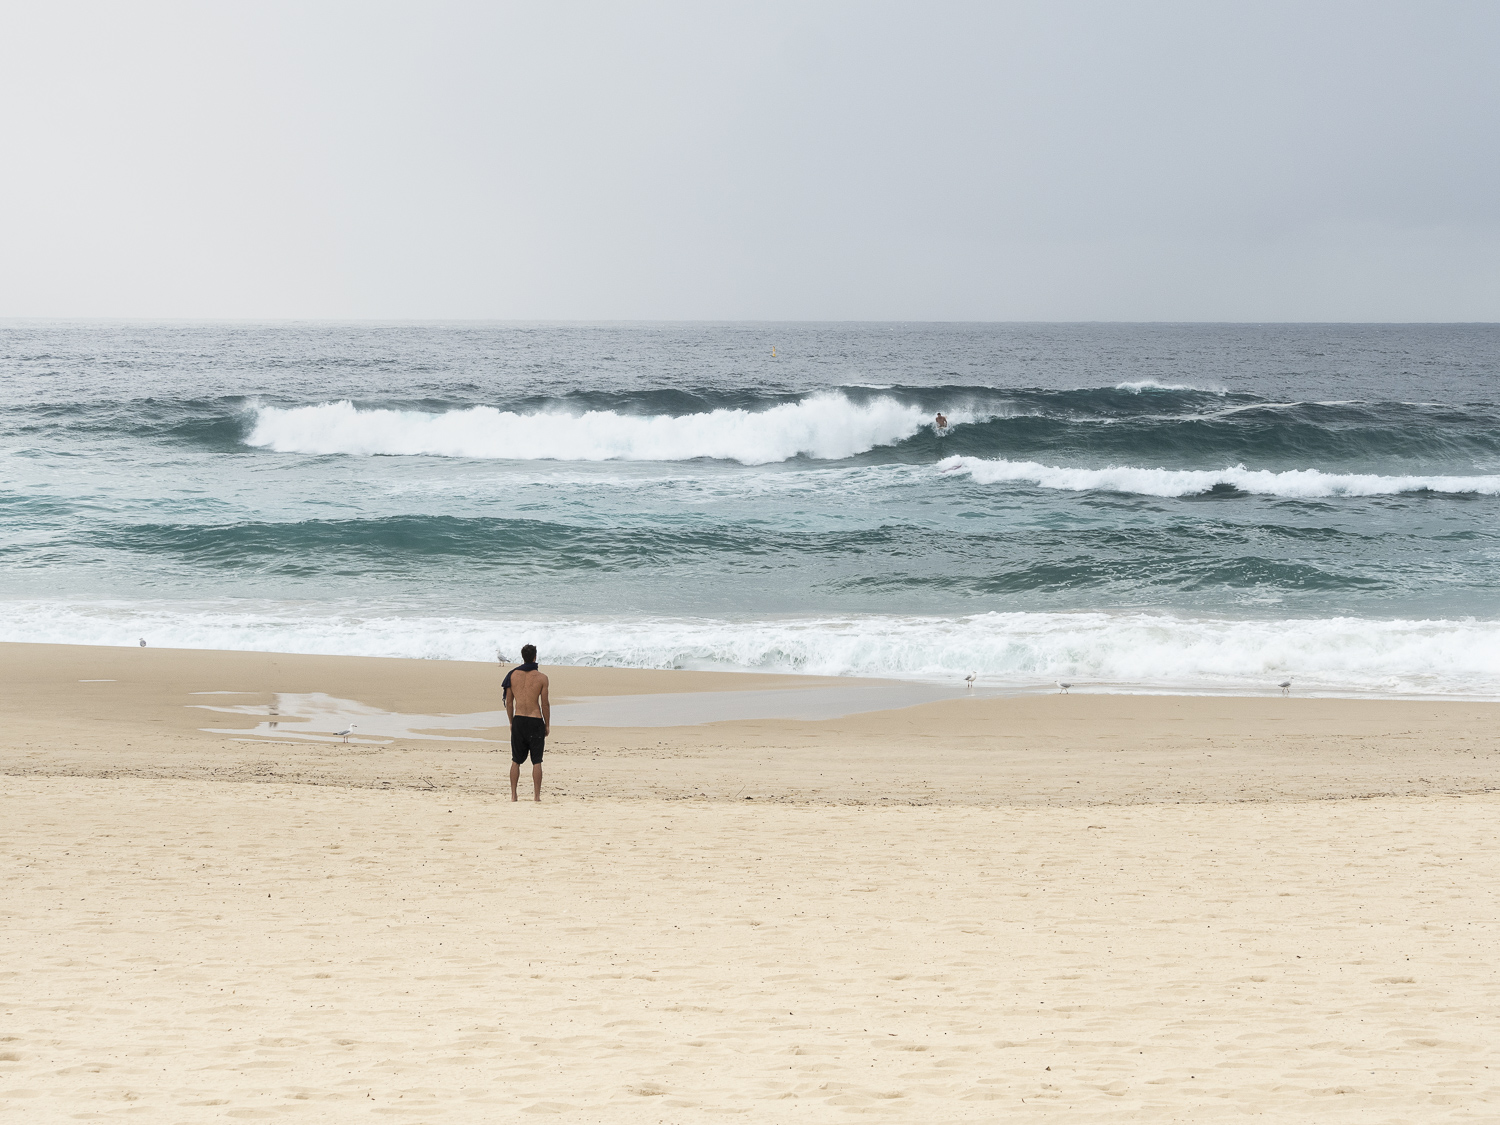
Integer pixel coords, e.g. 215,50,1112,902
5,642,1500,1120
4,641,1500,805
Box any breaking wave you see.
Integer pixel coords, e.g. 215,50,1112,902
937,456,1500,498
245,392,952,465
20,384,1500,465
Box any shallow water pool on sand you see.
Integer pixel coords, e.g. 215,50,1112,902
192,681,1005,741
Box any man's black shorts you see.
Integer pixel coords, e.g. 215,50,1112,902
511,715,546,764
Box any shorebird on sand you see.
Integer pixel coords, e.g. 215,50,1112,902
335,723,357,744
965,672,977,689
1279,679,1292,696
139,638,146,647
1057,681,1072,694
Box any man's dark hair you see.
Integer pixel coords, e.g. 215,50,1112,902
521,643,537,663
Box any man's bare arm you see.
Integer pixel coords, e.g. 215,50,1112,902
540,679,550,734
505,690,515,726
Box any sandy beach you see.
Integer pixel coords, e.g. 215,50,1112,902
10,3,1499,1120
6,642,1500,1121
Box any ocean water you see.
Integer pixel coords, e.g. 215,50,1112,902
3,320,1499,697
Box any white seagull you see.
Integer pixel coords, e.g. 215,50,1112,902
965,672,977,689
1279,679,1292,696
1057,681,1072,694
334,723,357,744
138,638,146,647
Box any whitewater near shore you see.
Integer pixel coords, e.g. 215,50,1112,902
7,642,1500,1121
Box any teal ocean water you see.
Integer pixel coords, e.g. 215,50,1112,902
3,320,1499,696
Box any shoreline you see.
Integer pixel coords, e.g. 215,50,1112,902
5,635,1497,704
5,640,1499,806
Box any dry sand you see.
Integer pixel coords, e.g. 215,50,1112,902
5,642,1500,1121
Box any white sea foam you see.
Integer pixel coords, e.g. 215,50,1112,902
246,393,950,465
5,601,1500,698
937,456,1500,498
1114,379,1227,394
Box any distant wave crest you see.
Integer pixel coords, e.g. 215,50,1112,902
1114,379,1227,394
246,393,946,465
937,455,1500,498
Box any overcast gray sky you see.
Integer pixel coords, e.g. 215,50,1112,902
2,1,1496,320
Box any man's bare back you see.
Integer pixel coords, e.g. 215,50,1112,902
507,668,550,720
505,646,550,802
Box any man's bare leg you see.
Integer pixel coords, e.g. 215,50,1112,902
532,763,543,802
509,761,520,802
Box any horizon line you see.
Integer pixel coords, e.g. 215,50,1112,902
2,317,1497,327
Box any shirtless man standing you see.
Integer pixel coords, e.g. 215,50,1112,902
504,644,550,802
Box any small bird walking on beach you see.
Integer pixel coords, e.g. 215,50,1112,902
965,672,977,689
138,638,146,647
1279,679,1292,696
335,723,357,744
1057,681,1072,694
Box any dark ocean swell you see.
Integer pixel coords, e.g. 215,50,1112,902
33,516,1484,606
